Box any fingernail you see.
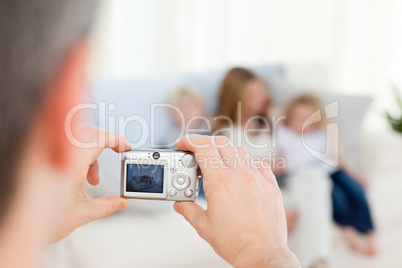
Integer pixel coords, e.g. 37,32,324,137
125,141,133,149
121,199,130,209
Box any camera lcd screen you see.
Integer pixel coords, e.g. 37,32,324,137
126,164,164,193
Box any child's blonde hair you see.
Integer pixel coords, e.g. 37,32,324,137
283,93,326,128
168,86,205,107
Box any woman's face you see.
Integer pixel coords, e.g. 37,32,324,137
242,79,269,116
288,104,317,134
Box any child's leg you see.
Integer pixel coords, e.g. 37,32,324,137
331,170,377,255
331,183,353,227
330,170,374,233
332,183,367,253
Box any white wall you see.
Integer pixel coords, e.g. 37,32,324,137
88,0,402,113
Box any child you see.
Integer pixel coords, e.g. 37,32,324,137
164,86,209,197
160,86,209,148
278,94,377,256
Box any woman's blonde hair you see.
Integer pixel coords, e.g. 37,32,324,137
214,67,270,131
283,93,326,128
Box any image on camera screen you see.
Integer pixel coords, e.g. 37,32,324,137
126,164,164,193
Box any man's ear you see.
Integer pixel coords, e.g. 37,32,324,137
40,40,90,169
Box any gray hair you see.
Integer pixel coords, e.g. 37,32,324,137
0,0,98,221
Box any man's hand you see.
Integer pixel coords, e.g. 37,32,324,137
174,135,300,268
49,126,132,244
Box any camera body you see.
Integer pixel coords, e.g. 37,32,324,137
121,149,201,201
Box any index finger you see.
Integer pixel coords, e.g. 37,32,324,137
176,134,222,176
77,126,132,165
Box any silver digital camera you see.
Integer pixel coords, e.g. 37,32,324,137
120,149,202,201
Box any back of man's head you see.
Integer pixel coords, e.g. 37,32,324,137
0,0,98,222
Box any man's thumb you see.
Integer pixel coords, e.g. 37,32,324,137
174,202,206,231
85,196,129,222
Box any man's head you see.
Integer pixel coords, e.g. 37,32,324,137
0,0,98,221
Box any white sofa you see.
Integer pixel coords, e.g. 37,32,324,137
43,63,401,268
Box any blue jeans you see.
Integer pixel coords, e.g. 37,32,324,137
330,169,374,233
198,179,205,198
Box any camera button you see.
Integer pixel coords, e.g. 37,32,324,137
177,177,185,185
172,173,191,190
170,166,177,173
184,189,194,198
169,189,177,197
